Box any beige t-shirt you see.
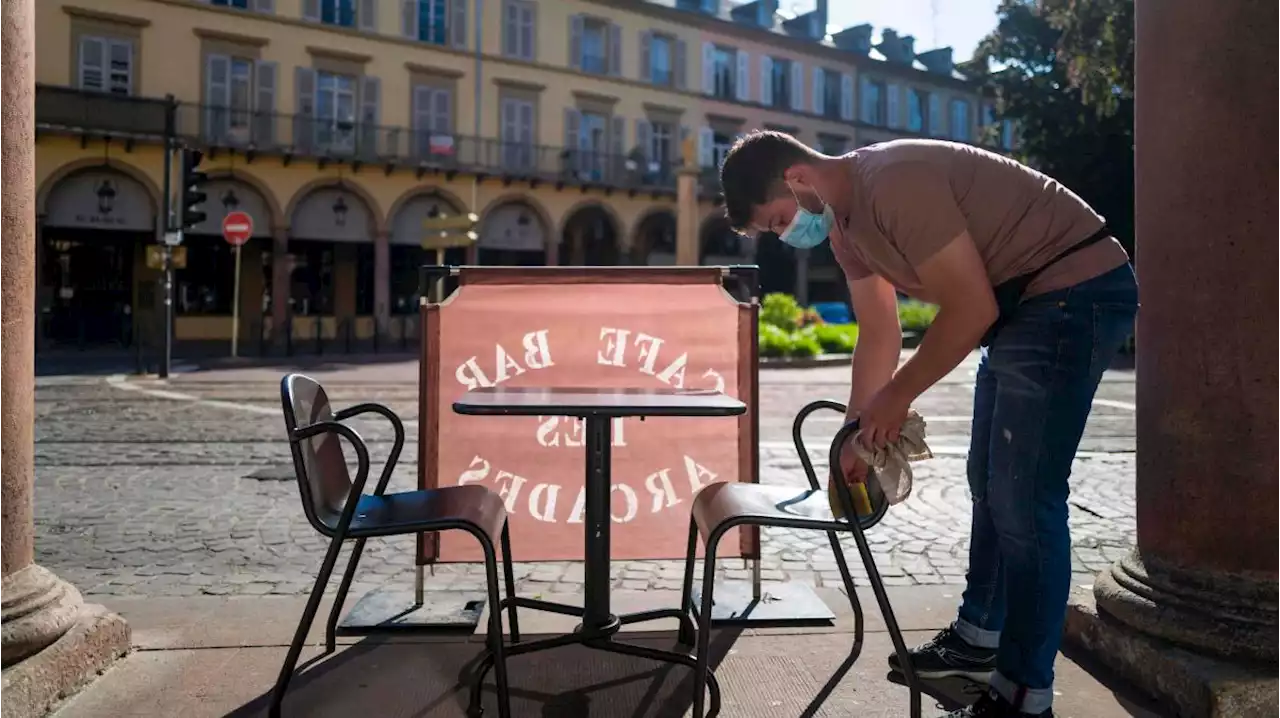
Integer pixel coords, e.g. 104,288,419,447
832,139,1129,302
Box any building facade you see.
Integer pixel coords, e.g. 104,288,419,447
34,0,1014,353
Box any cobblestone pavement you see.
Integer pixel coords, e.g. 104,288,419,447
34,357,1136,599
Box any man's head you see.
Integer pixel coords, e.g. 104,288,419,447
720,130,833,237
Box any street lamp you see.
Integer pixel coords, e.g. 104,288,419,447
332,195,348,227
96,180,117,215
221,188,240,212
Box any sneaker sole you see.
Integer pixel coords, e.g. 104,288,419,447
889,664,994,683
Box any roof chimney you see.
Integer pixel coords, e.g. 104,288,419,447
917,47,954,75
832,23,874,54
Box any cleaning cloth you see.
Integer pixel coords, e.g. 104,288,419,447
831,410,934,518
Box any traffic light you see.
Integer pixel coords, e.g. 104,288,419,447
179,148,207,230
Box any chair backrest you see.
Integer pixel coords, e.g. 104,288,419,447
280,373,353,533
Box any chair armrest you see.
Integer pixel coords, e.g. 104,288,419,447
291,420,373,537
790,400,848,491
332,403,404,496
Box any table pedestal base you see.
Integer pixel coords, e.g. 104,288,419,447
468,597,721,717
691,580,835,625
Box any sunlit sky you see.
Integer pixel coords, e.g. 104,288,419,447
809,0,1001,62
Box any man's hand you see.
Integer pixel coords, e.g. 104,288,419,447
837,433,870,486
857,383,912,451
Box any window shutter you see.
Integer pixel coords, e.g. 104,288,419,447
886,83,900,128
636,119,652,160
434,89,453,133
78,37,105,91
254,60,277,145
674,39,687,90
450,0,468,48
790,60,804,111
759,56,772,106
610,116,625,156
697,126,714,167
109,41,133,94
734,49,749,101
701,42,714,95
358,0,376,30
608,23,622,76
520,4,535,60
413,85,432,156
302,0,320,21
293,66,316,152
518,101,533,144
360,75,381,158
253,0,274,12
929,94,943,135
402,0,419,38
205,54,230,141
859,76,872,123
570,15,584,70
639,31,651,83
839,73,854,120
502,1,516,55
564,108,581,152
812,67,824,116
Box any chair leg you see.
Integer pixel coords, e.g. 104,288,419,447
269,534,346,718
827,531,865,644
324,537,367,654
479,537,513,718
677,519,699,646
692,529,722,718
500,522,520,644
847,525,922,718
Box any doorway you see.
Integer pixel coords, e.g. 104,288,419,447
41,230,137,348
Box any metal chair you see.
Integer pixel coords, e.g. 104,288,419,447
679,400,922,718
271,374,520,718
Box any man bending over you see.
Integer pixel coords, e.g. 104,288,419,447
719,131,1137,718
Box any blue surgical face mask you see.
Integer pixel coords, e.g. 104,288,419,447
778,183,834,249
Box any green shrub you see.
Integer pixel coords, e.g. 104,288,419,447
761,292,804,331
898,300,940,333
789,331,822,358
758,322,793,357
811,323,859,354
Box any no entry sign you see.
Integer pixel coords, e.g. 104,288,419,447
221,211,254,246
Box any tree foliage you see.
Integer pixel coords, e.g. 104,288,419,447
965,0,1136,254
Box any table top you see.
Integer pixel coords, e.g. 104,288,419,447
453,387,747,418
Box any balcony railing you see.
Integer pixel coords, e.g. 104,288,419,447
35,86,687,194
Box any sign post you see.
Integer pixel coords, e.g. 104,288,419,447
421,213,479,303
222,211,254,357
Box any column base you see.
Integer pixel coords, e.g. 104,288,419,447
1,566,130,718
1064,586,1278,718
1096,550,1277,663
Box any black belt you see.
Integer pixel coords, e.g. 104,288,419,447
979,225,1113,348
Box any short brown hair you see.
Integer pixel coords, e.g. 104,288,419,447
720,130,820,231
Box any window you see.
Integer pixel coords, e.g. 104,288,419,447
288,243,334,316
205,56,276,145
413,0,448,44
315,71,357,153
503,0,535,60
176,237,235,315
770,58,791,109
649,121,674,164
412,86,453,159
712,131,734,169
580,20,607,74
822,68,842,119
908,89,928,133
649,34,672,86
212,0,250,7
950,99,972,141
712,46,734,99
78,36,133,95
818,136,846,156
1001,120,1015,149
321,0,356,27
578,111,609,180
500,97,535,171
860,78,885,125
227,58,253,132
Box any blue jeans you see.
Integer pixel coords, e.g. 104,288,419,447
953,263,1138,713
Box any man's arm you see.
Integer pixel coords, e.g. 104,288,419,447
846,273,901,419
884,230,996,408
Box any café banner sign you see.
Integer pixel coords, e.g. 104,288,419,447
419,267,759,563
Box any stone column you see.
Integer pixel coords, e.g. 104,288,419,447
1064,1,1278,715
373,229,389,336
2,2,129,714
270,226,289,350
675,169,700,266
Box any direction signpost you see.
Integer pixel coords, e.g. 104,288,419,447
222,210,254,357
